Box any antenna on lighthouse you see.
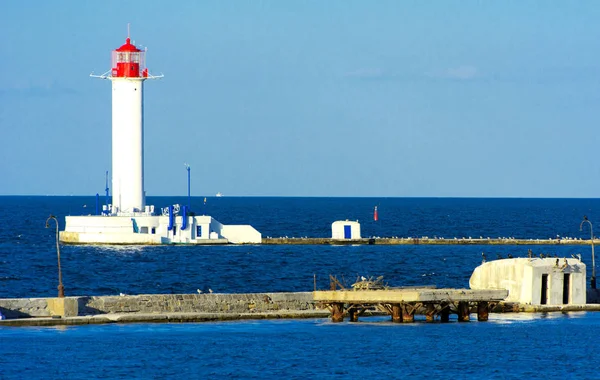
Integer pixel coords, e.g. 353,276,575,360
105,170,110,215
127,23,130,39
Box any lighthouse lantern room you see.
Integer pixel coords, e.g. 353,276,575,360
111,38,149,78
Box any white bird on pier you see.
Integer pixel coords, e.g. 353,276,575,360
197,289,202,294
208,288,213,293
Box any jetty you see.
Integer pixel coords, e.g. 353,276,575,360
313,287,508,323
262,237,597,245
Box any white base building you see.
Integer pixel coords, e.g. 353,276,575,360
60,206,261,245
470,257,586,305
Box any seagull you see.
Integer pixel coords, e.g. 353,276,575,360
119,293,126,297
507,254,513,258
481,252,486,263
528,249,533,258
555,258,560,267
361,276,367,281
197,289,202,294
208,288,213,293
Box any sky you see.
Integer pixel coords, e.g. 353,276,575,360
2,1,600,197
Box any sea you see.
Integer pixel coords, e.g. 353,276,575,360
1,196,599,379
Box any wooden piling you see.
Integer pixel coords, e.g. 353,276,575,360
425,304,436,322
457,301,470,322
477,301,489,322
401,304,415,323
331,302,344,322
349,308,359,322
391,304,402,323
440,303,450,323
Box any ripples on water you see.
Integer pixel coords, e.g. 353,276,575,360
1,314,599,379
1,197,599,378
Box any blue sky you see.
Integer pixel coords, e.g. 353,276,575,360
2,1,600,197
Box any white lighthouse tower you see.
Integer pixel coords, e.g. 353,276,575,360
60,31,261,245
108,34,152,214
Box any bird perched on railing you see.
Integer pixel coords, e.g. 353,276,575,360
481,252,486,263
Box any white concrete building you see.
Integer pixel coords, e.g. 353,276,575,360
470,258,586,305
331,220,361,240
60,32,261,245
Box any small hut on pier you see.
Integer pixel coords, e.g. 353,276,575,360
469,258,586,305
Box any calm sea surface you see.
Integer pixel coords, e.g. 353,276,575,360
1,196,599,378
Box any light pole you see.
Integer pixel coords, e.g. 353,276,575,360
45,215,65,297
580,215,596,289
184,163,191,211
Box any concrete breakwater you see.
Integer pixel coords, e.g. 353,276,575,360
0,292,319,320
262,237,598,245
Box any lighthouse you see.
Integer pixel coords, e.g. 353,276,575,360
60,30,261,245
105,34,153,214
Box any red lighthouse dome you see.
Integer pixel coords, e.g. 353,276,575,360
111,37,148,78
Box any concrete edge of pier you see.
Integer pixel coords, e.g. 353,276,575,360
0,310,332,327
262,237,599,246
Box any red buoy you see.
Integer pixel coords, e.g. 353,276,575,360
374,206,378,221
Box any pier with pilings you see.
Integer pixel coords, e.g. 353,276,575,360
313,288,509,323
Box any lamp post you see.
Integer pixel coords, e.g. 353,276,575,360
45,215,65,297
580,215,596,289
184,163,191,211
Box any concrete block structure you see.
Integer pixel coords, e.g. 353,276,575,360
332,220,361,240
61,212,261,245
470,258,586,305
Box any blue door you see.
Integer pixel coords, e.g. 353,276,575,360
344,225,352,239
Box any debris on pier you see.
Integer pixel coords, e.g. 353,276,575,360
351,275,388,291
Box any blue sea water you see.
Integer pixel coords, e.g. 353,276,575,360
1,196,600,378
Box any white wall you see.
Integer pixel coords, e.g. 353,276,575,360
331,221,361,239
111,78,145,213
220,225,262,244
